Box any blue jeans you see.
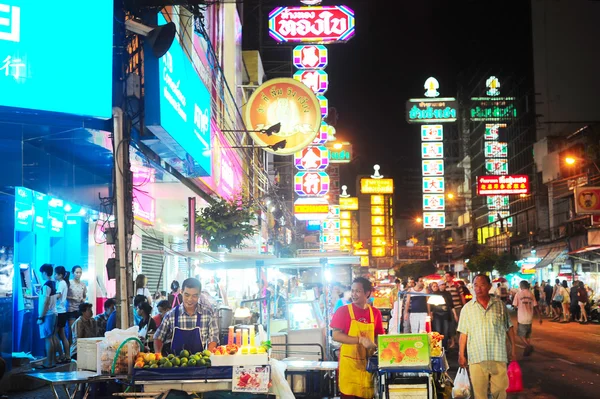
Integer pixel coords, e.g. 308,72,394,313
431,314,450,348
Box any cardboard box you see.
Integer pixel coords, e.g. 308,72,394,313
77,337,103,371
377,334,430,369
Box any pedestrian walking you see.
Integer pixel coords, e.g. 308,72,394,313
444,272,464,348
512,280,542,356
405,280,430,333
551,279,564,321
560,280,571,323
543,280,554,317
577,281,589,324
429,282,456,348
458,274,517,399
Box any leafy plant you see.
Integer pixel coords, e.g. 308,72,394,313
467,248,498,275
194,195,258,252
494,252,519,276
396,261,437,279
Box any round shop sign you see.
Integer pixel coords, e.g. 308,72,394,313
244,78,322,155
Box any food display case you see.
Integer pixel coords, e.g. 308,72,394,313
285,300,326,361
372,283,395,332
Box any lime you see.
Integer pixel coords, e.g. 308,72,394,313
159,357,168,365
181,362,188,367
167,354,175,360
172,357,181,366
199,359,206,366
188,358,197,367
163,360,173,368
180,357,188,364
194,352,203,358
143,365,150,369
150,364,159,368
180,349,190,358
202,350,212,357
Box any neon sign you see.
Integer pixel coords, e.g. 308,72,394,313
295,171,330,196
360,178,394,194
484,141,508,158
423,177,445,193
421,125,443,141
423,212,445,229
269,5,356,44
294,146,329,170
477,175,530,196
422,142,444,159
422,160,444,176
293,45,328,69
293,69,329,94
406,98,458,123
470,98,517,121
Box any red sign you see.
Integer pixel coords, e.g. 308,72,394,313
268,6,356,44
477,175,530,195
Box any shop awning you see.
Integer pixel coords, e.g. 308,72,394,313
568,245,600,255
534,246,567,269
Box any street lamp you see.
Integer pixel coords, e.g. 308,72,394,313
565,156,576,166
222,123,281,137
447,193,455,200
333,142,343,150
416,217,422,223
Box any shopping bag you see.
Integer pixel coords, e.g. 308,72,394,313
452,367,471,399
506,361,523,393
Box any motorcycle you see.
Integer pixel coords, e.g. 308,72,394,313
589,300,600,323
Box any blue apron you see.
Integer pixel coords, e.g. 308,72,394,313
171,305,204,355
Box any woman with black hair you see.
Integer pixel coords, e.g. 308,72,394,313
54,266,71,363
67,265,87,344
136,301,157,351
168,280,183,308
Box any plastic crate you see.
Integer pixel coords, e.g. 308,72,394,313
76,338,103,371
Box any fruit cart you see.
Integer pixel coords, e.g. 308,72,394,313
368,332,449,399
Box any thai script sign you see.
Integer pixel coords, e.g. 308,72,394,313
269,5,356,44
477,175,530,195
406,98,458,124
470,97,517,121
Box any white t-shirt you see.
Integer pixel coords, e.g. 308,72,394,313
56,280,69,314
513,289,537,324
137,287,151,298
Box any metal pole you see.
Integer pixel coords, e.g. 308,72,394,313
113,107,129,328
188,197,196,278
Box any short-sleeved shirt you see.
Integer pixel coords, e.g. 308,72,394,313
431,290,454,318
56,280,68,314
67,280,87,312
94,312,110,337
153,304,219,348
40,281,57,316
446,283,463,309
330,303,385,338
457,296,512,364
513,289,537,324
70,316,98,356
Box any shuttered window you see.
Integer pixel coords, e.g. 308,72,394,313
141,233,165,294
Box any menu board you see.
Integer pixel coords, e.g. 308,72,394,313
378,334,431,369
232,365,270,393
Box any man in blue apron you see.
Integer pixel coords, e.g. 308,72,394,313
154,278,219,355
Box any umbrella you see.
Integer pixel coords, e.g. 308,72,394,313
423,273,443,281
492,277,507,283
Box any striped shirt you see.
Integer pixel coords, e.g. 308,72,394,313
446,283,463,309
457,296,512,364
154,304,219,347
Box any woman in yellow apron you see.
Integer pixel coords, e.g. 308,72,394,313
332,277,384,399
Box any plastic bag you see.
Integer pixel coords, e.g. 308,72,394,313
506,361,523,393
269,358,294,399
98,326,141,375
452,367,471,399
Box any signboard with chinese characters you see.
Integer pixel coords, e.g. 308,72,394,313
484,123,506,140
423,177,445,193
293,45,328,69
244,78,321,155
360,178,394,194
0,1,113,118
295,171,330,196
293,69,329,94
470,97,517,121
145,13,212,176
422,160,444,176
487,195,510,210
423,212,445,229
477,175,530,196
488,212,513,227
294,146,329,170
397,246,430,261
421,142,444,159
406,98,458,124
485,159,508,175
484,142,508,158
269,5,356,44
421,125,443,141
423,194,445,211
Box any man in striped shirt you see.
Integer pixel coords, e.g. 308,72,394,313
444,272,464,348
458,274,517,399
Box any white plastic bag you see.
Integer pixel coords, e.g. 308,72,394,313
98,326,140,375
269,358,295,399
452,367,471,399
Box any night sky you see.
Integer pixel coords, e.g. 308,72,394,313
242,0,533,213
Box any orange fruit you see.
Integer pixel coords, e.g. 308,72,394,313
144,353,156,363
155,353,162,361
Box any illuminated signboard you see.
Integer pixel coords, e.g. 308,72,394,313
340,197,358,210
371,216,385,226
340,219,351,229
244,78,321,155
484,123,506,140
484,142,508,158
486,76,501,96
485,159,508,175
360,256,370,266
313,122,331,144
318,95,328,117
371,206,384,215
406,98,458,124
329,142,352,163
488,211,513,227
574,186,600,215
422,142,444,159
328,205,340,219
295,171,330,196
470,97,517,121
423,177,445,193
423,212,445,229
421,125,443,141
0,1,114,119
145,13,212,176
372,246,385,257
322,220,340,230
422,160,444,176
423,194,445,211
487,195,510,210
477,175,530,195
294,198,329,220
371,195,384,205
294,146,329,170
293,69,329,94
424,77,440,98
372,237,387,246
360,178,394,194
306,220,321,231
269,5,356,44
372,226,385,236
293,45,328,69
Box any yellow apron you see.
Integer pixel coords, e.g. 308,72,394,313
339,304,375,398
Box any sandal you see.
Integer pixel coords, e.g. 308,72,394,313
36,364,55,369
58,358,72,364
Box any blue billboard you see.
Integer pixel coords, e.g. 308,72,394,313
145,13,212,177
0,1,113,118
